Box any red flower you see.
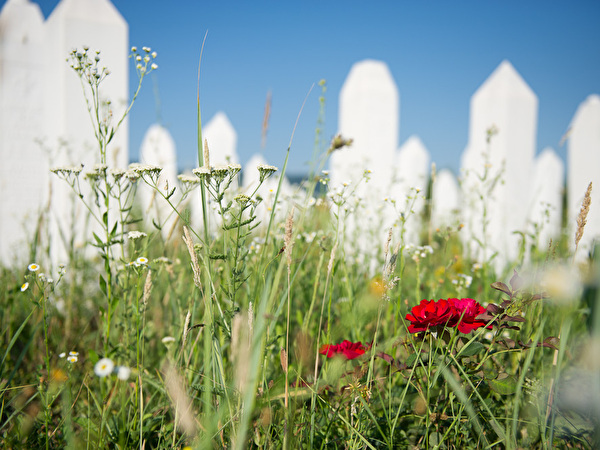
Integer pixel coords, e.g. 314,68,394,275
319,340,367,360
405,299,456,333
448,298,490,333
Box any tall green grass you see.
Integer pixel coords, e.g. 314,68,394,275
0,46,597,449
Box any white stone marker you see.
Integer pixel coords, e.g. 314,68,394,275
394,135,430,244
330,60,400,261
431,169,460,228
528,148,564,250
204,112,239,166
568,94,600,259
0,0,47,265
460,60,538,271
44,0,129,263
139,124,178,240
331,60,398,197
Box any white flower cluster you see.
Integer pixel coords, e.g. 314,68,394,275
94,357,131,380
406,244,434,262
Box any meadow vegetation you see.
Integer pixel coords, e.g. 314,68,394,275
0,47,598,449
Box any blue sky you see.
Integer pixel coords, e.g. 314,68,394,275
22,1,600,175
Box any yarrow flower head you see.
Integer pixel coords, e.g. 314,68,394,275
257,164,278,183
94,358,114,377
405,298,490,334
319,340,369,360
127,231,147,240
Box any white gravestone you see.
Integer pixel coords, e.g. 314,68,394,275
528,147,564,250
139,124,178,241
431,169,460,228
204,112,239,166
568,94,600,259
0,0,47,265
330,60,400,261
44,0,128,264
242,153,292,229
394,135,430,244
460,60,538,271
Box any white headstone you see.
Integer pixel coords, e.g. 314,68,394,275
139,124,178,240
394,135,430,244
331,59,398,195
568,94,600,258
460,60,538,270
0,0,47,265
330,60,400,261
44,0,129,263
242,153,292,228
528,148,564,250
431,169,460,228
204,112,238,165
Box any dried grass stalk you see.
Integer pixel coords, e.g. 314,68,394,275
182,226,202,289
575,182,592,254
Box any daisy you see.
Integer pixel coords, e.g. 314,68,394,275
94,358,114,377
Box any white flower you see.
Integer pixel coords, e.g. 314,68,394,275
28,263,39,272
116,366,131,380
135,257,148,266
151,51,157,58
94,358,114,377
127,231,147,240
131,46,137,52
67,355,78,363
151,63,158,70
59,352,66,358
161,336,176,345
20,282,29,292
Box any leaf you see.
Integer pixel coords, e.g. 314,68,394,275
460,341,485,357
510,269,523,291
491,282,512,297
487,374,517,395
542,336,560,351
503,315,526,323
99,275,107,297
501,338,516,349
486,303,504,315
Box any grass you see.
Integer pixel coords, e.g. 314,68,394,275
0,46,598,449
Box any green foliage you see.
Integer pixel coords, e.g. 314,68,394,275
0,48,597,450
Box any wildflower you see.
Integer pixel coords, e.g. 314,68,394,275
448,298,490,334
162,336,176,345
67,353,78,363
116,366,131,380
20,282,29,292
51,165,84,177
135,257,148,266
131,46,137,52
405,299,456,333
58,264,66,276
257,164,278,183
319,340,368,360
151,51,157,58
405,298,490,334
38,273,47,282
94,358,114,377
28,263,40,272
192,166,211,180
59,352,66,358
151,63,158,70
127,231,147,240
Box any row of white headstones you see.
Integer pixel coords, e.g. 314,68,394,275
0,0,598,272
143,59,600,273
